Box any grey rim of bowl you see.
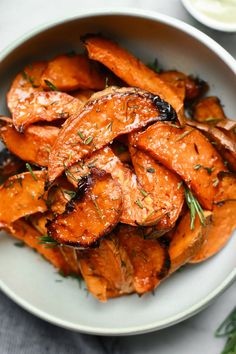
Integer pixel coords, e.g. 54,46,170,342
0,8,236,336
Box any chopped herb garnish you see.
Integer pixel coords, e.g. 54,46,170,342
205,117,223,123
215,307,236,354
63,190,76,198
22,70,38,88
106,121,113,131
193,164,215,175
26,163,37,181
177,181,183,190
105,77,109,88
91,196,103,219
135,199,144,209
213,178,219,187
44,80,58,91
84,137,93,145
65,168,78,183
175,129,194,142
14,241,25,248
170,123,184,129
77,130,85,140
140,189,148,197
38,234,59,247
146,167,155,173
193,164,202,170
184,187,206,230
147,58,160,73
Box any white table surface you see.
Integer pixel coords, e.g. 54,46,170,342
0,1,235,353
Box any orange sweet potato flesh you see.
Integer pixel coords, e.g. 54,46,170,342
117,225,170,294
128,142,184,232
47,169,122,247
159,70,208,101
0,119,59,166
78,234,134,301
82,35,184,117
193,96,226,122
41,54,106,91
12,91,83,132
0,171,47,227
190,201,236,263
187,120,236,172
7,61,47,114
136,122,226,210
4,219,74,275
48,86,177,182
169,211,212,272
190,173,236,260
67,147,168,226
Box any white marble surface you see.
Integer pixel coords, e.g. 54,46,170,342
0,1,235,353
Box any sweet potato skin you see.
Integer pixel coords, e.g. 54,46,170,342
136,122,226,209
7,61,46,113
67,147,169,226
117,225,170,294
169,211,212,272
48,86,177,182
4,219,74,275
83,35,184,116
47,170,122,247
12,92,83,132
0,171,47,227
0,121,59,166
41,54,106,91
129,140,184,231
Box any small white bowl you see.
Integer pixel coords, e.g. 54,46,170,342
182,0,236,32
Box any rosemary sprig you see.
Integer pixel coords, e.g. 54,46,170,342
63,189,77,198
184,187,206,230
215,307,236,354
22,70,39,88
26,163,37,181
135,199,144,209
38,234,59,247
146,167,155,173
175,129,194,142
147,58,160,73
44,80,58,91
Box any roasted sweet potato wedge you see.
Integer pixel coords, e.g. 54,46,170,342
117,225,170,294
193,96,226,122
67,147,168,226
41,54,106,91
4,219,74,275
190,201,236,263
214,173,236,203
12,91,83,132
159,71,208,101
47,169,122,247
129,141,184,232
187,120,236,172
0,118,59,166
78,234,134,301
82,35,184,116
7,61,47,113
48,86,177,182
169,210,212,272
136,122,226,209
0,171,47,227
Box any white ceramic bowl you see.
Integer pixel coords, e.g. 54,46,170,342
0,8,236,336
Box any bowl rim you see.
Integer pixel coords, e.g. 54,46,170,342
181,0,236,32
0,8,236,336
